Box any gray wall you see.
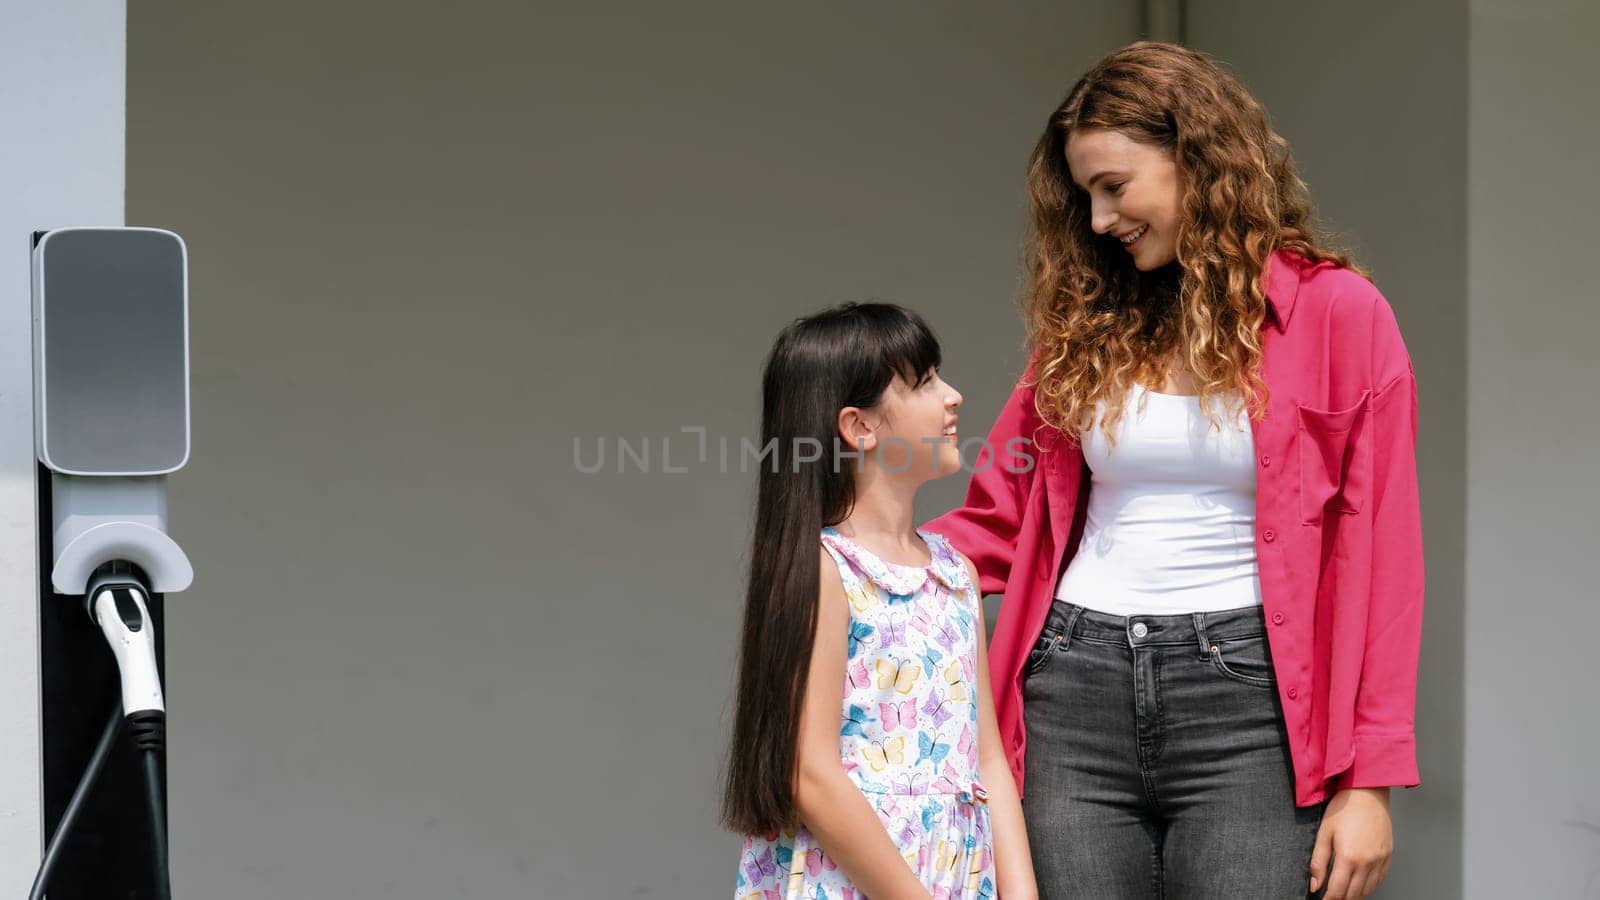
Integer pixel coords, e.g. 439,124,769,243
1186,5,1470,895
124,2,1600,897
1465,1,1600,896
0,0,124,889
127,3,1133,896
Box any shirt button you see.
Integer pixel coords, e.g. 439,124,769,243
1287,687,1299,700
1261,454,1271,467
1272,611,1285,625
1131,622,1148,639
1263,529,1276,542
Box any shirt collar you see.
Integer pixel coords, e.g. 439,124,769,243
1263,248,1303,333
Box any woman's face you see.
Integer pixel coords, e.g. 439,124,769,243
1064,127,1182,271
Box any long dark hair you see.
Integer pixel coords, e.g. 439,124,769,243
720,301,943,837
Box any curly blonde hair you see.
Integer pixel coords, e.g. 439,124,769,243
1022,41,1366,448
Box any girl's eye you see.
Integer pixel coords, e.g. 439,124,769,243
1107,182,1125,195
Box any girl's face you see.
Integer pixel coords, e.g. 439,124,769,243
840,368,964,480
1064,127,1183,271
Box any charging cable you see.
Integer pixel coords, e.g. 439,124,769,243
28,566,172,900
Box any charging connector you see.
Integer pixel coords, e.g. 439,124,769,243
86,567,166,718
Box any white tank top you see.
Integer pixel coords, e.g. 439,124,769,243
1053,382,1263,616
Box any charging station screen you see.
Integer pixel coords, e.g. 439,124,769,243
40,229,189,475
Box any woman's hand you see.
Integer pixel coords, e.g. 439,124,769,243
1309,787,1393,898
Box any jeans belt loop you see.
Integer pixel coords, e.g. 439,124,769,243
1061,603,1085,653
1192,611,1211,658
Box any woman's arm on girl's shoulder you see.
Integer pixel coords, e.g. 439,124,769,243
922,362,1044,596
791,547,933,900
961,554,1038,900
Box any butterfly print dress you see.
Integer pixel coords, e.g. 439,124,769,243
735,527,996,900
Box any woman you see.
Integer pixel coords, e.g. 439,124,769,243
924,42,1423,899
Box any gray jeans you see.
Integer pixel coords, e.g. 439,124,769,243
1021,600,1327,899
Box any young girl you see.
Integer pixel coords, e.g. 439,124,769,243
722,302,1037,900
924,42,1424,899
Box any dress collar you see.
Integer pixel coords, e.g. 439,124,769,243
820,527,970,596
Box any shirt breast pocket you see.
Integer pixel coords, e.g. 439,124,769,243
1296,391,1372,526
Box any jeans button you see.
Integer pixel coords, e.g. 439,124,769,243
1131,622,1148,639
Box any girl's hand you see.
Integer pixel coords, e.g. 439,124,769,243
1309,787,1393,898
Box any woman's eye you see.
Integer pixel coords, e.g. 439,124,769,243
1107,182,1125,195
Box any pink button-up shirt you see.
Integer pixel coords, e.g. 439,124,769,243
924,249,1424,807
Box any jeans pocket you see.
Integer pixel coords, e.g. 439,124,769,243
1207,633,1276,688
1025,628,1065,678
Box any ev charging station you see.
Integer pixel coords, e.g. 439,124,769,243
25,227,193,895
26,228,192,897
